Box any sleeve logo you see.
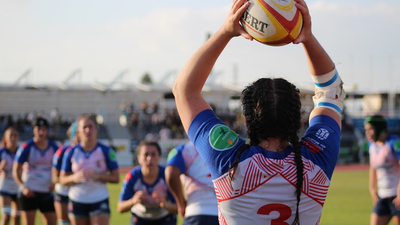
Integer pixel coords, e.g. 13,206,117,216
316,128,330,140
167,149,178,162
393,139,400,152
209,124,239,151
109,149,117,161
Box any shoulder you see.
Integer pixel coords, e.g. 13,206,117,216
388,134,400,151
48,139,59,149
20,139,34,150
124,166,142,182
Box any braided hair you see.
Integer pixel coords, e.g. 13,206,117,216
229,78,303,225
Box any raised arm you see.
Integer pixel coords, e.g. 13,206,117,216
294,0,344,128
173,0,252,133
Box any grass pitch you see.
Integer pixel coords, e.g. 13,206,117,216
28,169,396,225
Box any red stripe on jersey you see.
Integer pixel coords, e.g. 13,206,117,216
124,171,132,182
55,148,63,157
312,170,328,185
301,140,321,153
21,142,28,149
218,206,227,225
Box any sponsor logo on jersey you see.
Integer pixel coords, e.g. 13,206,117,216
209,124,239,151
316,128,329,140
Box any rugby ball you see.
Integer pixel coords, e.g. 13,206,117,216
241,0,303,46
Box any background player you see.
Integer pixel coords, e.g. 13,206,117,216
172,0,344,224
118,141,177,225
13,117,58,225
0,127,21,225
165,141,218,225
365,115,400,225
59,114,119,225
52,121,78,225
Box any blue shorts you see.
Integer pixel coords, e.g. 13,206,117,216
68,198,110,219
0,191,17,202
373,196,400,216
54,193,69,204
131,213,177,225
18,192,55,213
183,215,219,225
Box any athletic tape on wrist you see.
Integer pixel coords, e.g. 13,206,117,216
311,68,345,116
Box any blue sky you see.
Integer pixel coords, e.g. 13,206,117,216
0,0,399,93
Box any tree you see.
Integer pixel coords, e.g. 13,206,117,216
141,72,153,84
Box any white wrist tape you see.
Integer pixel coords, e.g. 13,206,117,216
311,68,346,116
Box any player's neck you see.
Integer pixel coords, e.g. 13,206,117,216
34,138,48,150
258,138,288,152
81,140,97,151
141,165,159,180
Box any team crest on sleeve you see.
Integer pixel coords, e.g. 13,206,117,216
316,128,329,140
394,140,400,152
109,149,117,161
209,124,239,151
167,149,177,162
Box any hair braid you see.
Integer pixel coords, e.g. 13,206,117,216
291,137,303,225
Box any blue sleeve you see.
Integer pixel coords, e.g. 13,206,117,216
389,135,400,160
188,109,246,179
119,170,137,201
0,149,3,161
50,141,59,153
53,146,69,170
15,143,30,164
61,148,74,173
165,145,185,174
300,115,341,179
101,146,119,171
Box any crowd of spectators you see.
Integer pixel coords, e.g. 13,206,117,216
120,101,247,142
0,108,75,142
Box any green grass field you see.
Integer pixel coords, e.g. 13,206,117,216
26,170,396,225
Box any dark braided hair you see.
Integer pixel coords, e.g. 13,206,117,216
229,78,303,225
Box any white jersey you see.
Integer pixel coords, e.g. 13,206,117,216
369,134,400,198
61,142,119,203
188,110,341,225
15,139,58,193
0,147,19,194
166,142,218,217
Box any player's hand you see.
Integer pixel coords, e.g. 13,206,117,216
22,187,35,198
177,199,187,218
131,191,147,205
48,183,55,191
84,169,100,181
371,194,379,205
152,191,167,207
72,170,86,183
220,0,253,40
293,0,312,44
393,197,400,208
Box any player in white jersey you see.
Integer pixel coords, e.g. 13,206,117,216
52,121,78,225
172,0,344,224
165,141,218,225
59,114,119,225
0,126,21,225
118,141,177,225
13,117,58,225
365,115,400,225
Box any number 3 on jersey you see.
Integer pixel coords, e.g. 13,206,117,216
257,203,292,225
